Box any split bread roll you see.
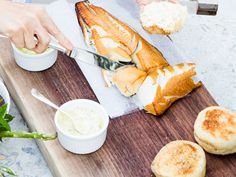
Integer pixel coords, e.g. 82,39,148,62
151,140,206,177
137,63,201,115
140,1,188,35
76,1,168,71
194,106,236,155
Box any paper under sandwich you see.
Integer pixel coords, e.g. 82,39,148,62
75,1,201,116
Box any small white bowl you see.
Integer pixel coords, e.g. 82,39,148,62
55,99,109,154
0,79,10,112
11,44,58,72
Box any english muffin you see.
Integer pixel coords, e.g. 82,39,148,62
194,106,236,155
151,140,206,177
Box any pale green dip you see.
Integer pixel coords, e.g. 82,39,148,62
57,106,104,137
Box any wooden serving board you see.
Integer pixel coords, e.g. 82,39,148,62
0,38,235,177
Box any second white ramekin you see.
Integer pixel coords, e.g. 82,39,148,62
54,99,109,154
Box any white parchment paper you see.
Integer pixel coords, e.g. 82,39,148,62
46,0,184,118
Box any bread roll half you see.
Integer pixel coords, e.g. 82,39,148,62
151,140,206,177
194,106,236,155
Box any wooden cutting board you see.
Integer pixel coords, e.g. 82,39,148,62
0,38,235,177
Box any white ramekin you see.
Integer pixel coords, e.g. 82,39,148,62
54,99,109,154
11,44,58,72
0,79,10,112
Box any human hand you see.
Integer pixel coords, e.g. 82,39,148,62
0,1,73,53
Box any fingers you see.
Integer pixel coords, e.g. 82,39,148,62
37,8,73,51
24,28,37,50
33,26,50,53
7,5,72,53
9,26,25,48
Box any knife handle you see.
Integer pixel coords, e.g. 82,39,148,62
197,0,218,15
48,39,67,54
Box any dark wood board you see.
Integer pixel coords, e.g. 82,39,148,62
0,39,235,177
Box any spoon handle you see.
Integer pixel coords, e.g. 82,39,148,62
31,88,60,110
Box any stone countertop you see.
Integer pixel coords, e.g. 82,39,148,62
0,1,235,176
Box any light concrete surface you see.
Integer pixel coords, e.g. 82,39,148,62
0,0,235,176
172,0,236,112
0,100,52,177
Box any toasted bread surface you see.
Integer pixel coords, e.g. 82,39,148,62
151,140,206,177
194,106,236,155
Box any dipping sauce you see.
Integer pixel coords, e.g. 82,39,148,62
17,48,51,55
57,106,104,137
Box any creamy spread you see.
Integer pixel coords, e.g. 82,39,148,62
140,1,188,34
57,106,104,136
17,47,52,55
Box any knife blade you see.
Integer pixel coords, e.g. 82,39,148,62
181,0,218,16
69,48,126,71
48,40,126,72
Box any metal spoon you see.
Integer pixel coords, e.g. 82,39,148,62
31,88,82,134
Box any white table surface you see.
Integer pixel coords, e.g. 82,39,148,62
0,1,235,176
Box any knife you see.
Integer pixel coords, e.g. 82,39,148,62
181,0,218,16
48,40,126,72
0,34,125,71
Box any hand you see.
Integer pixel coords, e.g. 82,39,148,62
0,1,73,53
136,0,178,11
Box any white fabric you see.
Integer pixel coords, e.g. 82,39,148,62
46,0,184,118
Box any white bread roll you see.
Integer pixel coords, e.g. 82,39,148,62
151,140,206,177
140,1,188,35
194,106,236,155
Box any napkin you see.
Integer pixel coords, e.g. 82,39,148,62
46,0,184,118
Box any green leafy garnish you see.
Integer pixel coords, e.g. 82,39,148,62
0,166,17,177
0,104,57,176
0,104,57,141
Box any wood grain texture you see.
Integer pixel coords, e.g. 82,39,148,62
0,39,235,177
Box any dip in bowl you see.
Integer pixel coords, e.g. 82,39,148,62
12,44,57,72
55,99,109,154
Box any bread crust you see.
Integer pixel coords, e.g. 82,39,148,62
151,140,206,177
194,106,236,155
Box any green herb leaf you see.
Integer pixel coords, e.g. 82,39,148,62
0,104,10,132
0,104,7,118
0,166,17,176
3,114,14,123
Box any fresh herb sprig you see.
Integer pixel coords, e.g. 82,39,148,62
0,104,57,141
0,166,17,177
0,104,57,176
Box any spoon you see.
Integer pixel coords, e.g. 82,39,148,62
31,88,82,134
